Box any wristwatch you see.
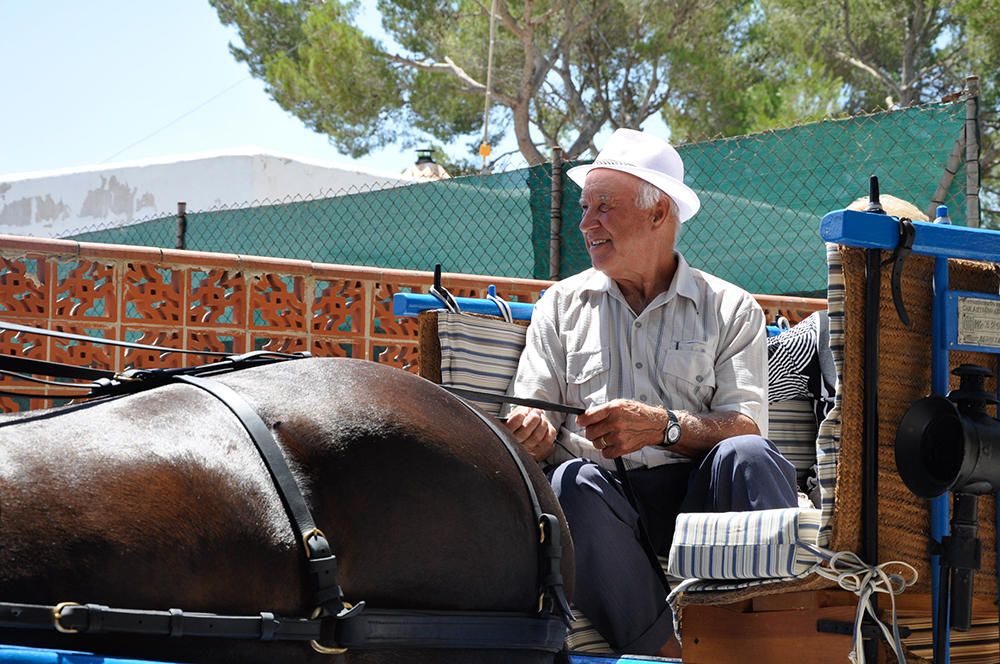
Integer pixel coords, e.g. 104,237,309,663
659,409,682,448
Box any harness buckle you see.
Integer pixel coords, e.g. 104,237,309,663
52,602,82,634
309,605,350,655
302,528,327,559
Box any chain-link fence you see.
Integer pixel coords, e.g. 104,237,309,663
63,99,973,297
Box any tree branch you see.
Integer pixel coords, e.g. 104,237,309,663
386,53,517,106
834,50,899,95
840,0,900,96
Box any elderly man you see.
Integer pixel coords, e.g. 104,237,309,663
504,129,798,656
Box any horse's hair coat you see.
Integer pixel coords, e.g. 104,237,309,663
0,357,573,663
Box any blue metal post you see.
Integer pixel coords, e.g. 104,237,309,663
931,255,951,663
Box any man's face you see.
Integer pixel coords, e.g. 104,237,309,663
578,169,668,280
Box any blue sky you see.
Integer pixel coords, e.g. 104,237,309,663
0,0,446,179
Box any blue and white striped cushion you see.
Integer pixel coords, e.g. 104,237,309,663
767,399,818,484
667,507,823,580
437,313,527,416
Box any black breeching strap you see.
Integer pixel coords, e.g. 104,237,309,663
445,385,672,595
176,375,350,616
450,394,574,623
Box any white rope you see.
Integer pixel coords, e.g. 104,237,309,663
486,292,513,323
429,284,461,314
800,543,918,664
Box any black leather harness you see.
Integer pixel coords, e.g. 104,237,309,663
0,323,571,655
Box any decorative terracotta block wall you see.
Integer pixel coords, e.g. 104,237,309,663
0,235,825,412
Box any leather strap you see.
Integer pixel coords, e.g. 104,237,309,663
885,218,916,327
0,601,566,652
0,355,113,382
176,374,346,614
0,320,230,357
0,602,319,641
329,609,566,652
443,386,585,416
449,394,573,624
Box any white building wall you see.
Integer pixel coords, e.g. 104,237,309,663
0,150,411,238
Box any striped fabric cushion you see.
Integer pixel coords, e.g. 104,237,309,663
815,244,845,548
565,608,613,654
767,399,818,484
667,507,823,580
437,313,527,416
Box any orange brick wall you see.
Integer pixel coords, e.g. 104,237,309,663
0,235,825,412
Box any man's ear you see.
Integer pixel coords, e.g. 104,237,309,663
651,195,672,228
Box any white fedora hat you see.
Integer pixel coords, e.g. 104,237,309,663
567,128,701,223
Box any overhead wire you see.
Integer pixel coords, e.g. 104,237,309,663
479,0,499,173
100,23,317,165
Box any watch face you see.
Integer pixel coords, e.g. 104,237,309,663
666,423,682,445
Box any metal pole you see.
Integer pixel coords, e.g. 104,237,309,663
861,177,883,664
928,131,965,221
549,147,563,281
964,75,980,228
175,201,187,250
930,254,951,664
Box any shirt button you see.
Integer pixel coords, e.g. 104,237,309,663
696,375,704,383
635,362,643,369
639,394,648,402
634,321,642,328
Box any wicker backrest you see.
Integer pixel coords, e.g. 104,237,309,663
835,248,998,598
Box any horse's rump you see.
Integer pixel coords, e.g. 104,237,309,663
0,357,572,663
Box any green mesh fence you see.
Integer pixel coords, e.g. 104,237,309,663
69,100,969,295
547,101,969,295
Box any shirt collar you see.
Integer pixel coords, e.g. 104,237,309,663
580,252,700,313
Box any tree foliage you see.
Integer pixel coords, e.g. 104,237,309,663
212,0,784,163
212,0,999,218
751,0,1000,221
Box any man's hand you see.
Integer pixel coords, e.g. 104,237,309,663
575,399,669,459
504,406,557,461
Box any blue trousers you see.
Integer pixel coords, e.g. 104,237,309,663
550,434,798,654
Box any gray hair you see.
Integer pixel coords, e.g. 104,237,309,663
635,181,663,210
636,181,681,239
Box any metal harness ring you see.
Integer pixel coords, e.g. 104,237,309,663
52,601,82,634
309,604,350,655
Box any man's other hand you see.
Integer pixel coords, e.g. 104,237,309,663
576,399,668,458
504,406,557,461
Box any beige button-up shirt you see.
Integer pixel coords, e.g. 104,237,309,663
510,253,768,471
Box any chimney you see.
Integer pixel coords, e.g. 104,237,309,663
402,148,451,181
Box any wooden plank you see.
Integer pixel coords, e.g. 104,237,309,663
681,604,856,664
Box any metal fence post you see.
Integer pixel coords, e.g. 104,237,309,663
549,147,563,280
928,127,964,220
965,75,981,228
176,201,187,250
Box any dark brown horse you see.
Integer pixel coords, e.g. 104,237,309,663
0,357,573,663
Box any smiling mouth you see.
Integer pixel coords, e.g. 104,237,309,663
589,239,609,248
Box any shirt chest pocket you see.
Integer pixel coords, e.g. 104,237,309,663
661,344,716,396
567,347,609,407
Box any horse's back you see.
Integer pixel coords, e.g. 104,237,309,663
0,357,570,663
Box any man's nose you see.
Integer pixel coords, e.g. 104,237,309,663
579,208,597,231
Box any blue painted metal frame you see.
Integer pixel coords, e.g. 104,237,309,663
395,291,786,338
393,292,536,321
820,209,1000,260
822,207,1000,664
